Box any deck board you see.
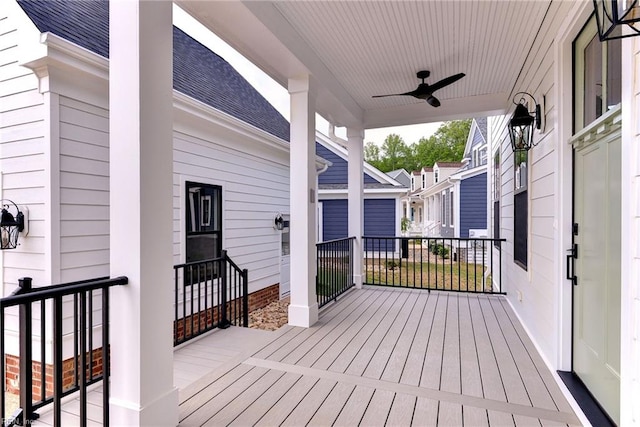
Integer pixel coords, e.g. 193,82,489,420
385,393,417,425
332,385,376,426
400,291,439,387
279,378,337,426
359,389,395,426
253,375,320,426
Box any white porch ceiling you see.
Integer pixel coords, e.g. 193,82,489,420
176,0,554,130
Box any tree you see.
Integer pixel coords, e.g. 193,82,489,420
363,141,381,168
378,134,414,172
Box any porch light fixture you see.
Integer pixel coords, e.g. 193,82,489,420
274,213,284,231
508,92,542,153
593,0,640,41
0,200,25,250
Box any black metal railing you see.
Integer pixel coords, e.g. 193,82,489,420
173,250,248,346
363,236,506,293
0,275,128,426
316,237,355,307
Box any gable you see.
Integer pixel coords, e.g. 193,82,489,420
18,0,291,143
316,143,378,185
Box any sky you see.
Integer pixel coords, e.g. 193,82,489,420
172,5,441,147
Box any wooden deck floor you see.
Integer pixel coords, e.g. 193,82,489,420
179,287,580,426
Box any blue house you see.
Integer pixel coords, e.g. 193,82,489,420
315,133,407,242
417,118,488,239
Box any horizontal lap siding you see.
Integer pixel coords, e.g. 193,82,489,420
173,131,289,294
488,0,575,364
316,143,377,184
460,172,487,238
59,96,110,282
0,10,46,290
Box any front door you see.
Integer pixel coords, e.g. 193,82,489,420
571,116,621,424
280,217,290,298
571,16,622,424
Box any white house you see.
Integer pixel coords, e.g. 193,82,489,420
2,0,639,426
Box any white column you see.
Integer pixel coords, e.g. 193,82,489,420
288,75,318,327
347,127,364,289
109,2,178,425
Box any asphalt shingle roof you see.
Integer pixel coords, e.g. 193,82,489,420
18,0,291,143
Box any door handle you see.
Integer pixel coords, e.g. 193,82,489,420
566,249,577,286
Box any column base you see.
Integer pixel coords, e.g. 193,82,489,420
288,303,319,327
110,386,178,427
354,273,363,289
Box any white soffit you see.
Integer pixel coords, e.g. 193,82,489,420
177,0,552,129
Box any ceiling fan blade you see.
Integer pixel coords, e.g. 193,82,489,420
426,95,441,108
428,73,465,93
372,90,419,98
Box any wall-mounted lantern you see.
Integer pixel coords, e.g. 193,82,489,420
1,200,25,250
593,0,640,41
508,92,543,153
274,213,284,231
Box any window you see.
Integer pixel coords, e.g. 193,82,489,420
574,16,621,131
450,190,454,227
422,174,426,189
513,150,528,268
434,169,439,184
473,147,479,167
186,181,222,263
441,192,446,224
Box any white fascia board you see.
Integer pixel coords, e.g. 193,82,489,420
319,188,406,197
315,132,403,187
417,179,454,198
455,164,488,180
22,32,109,82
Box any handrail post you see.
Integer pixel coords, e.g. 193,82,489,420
242,269,249,327
220,250,230,328
17,277,34,423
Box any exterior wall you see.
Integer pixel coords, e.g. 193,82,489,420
459,172,487,238
0,5,46,291
489,0,577,368
316,143,377,184
321,198,396,241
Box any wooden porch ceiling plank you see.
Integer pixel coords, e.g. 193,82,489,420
362,290,422,380
280,378,338,427
358,389,395,426
440,294,462,394
380,291,431,383
419,291,448,390
468,294,508,403
400,291,440,387
331,385,376,426
314,289,401,371
294,289,392,368
204,369,287,426
307,382,357,425
487,296,559,412
458,293,485,399
343,291,413,377
386,393,418,425
413,396,439,426
227,372,302,426
437,401,464,426
254,375,320,427
496,297,576,416
178,364,259,424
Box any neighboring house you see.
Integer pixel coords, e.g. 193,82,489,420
0,0,313,353
386,168,411,188
315,133,407,243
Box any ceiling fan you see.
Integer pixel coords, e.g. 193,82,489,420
372,70,465,107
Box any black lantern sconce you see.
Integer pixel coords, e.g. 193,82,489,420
274,213,284,231
508,92,544,153
593,0,640,41
1,200,26,250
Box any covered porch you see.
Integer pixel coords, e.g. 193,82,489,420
34,287,580,426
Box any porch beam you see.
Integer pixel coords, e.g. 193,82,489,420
108,2,178,425
288,75,319,327
347,127,364,289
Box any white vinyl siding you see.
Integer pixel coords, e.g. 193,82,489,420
488,0,575,363
0,10,46,290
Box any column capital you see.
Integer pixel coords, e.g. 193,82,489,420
288,74,317,98
346,127,365,140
